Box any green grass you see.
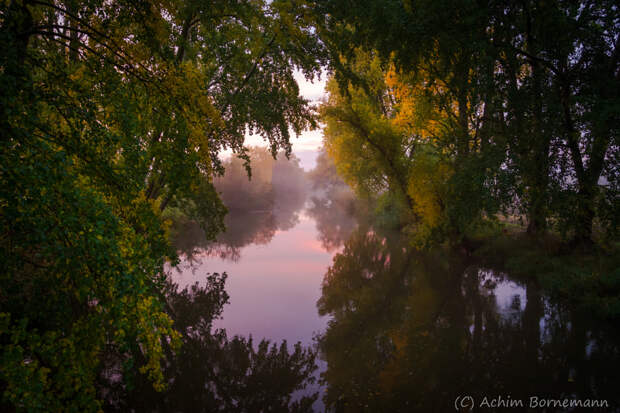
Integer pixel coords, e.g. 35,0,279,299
471,225,620,319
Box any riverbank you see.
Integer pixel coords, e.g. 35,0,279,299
470,228,620,319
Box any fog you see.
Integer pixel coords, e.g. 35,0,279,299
173,147,312,260
170,146,361,262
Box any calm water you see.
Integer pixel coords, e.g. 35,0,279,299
166,200,620,412
173,213,334,346
172,211,336,411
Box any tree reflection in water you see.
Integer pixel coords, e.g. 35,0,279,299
173,211,281,262
306,188,358,253
102,273,318,412
316,225,620,412
306,147,359,253
171,149,309,262
103,150,323,412
137,152,620,413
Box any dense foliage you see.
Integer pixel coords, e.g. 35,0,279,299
315,0,619,246
1,0,618,409
0,0,323,410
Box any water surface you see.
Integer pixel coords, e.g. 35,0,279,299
169,202,620,412
173,212,336,348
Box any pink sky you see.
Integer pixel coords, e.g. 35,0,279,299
222,70,328,171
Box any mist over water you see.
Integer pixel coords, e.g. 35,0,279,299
161,149,620,412
168,149,349,411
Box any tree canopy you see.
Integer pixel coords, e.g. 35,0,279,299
315,0,619,246
1,0,618,409
0,0,324,410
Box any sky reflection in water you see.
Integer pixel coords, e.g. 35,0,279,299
170,199,620,412
173,213,338,346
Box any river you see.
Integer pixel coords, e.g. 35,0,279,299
164,196,620,412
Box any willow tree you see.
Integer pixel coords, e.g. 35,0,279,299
0,0,324,410
321,51,414,222
320,48,506,243
314,0,618,245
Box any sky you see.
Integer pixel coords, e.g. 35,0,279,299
229,70,327,171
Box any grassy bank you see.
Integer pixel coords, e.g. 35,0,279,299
470,225,620,319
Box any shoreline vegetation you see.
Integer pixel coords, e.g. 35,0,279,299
1,0,617,411
470,223,620,320
171,143,619,321
308,143,619,320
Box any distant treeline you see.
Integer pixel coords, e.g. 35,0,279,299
170,147,310,260
215,147,309,213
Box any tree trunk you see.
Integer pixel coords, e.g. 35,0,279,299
572,188,595,247
457,92,470,159
3,0,33,76
527,197,546,235
524,14,550,236
560,82,599,246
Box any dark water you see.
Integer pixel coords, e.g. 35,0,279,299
165,199,620,412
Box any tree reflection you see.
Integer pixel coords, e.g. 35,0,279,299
306,189,358,253
306,148,359,252
317,227,620,412
174,212,278,262
103,273,318,412
171,148,309,261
